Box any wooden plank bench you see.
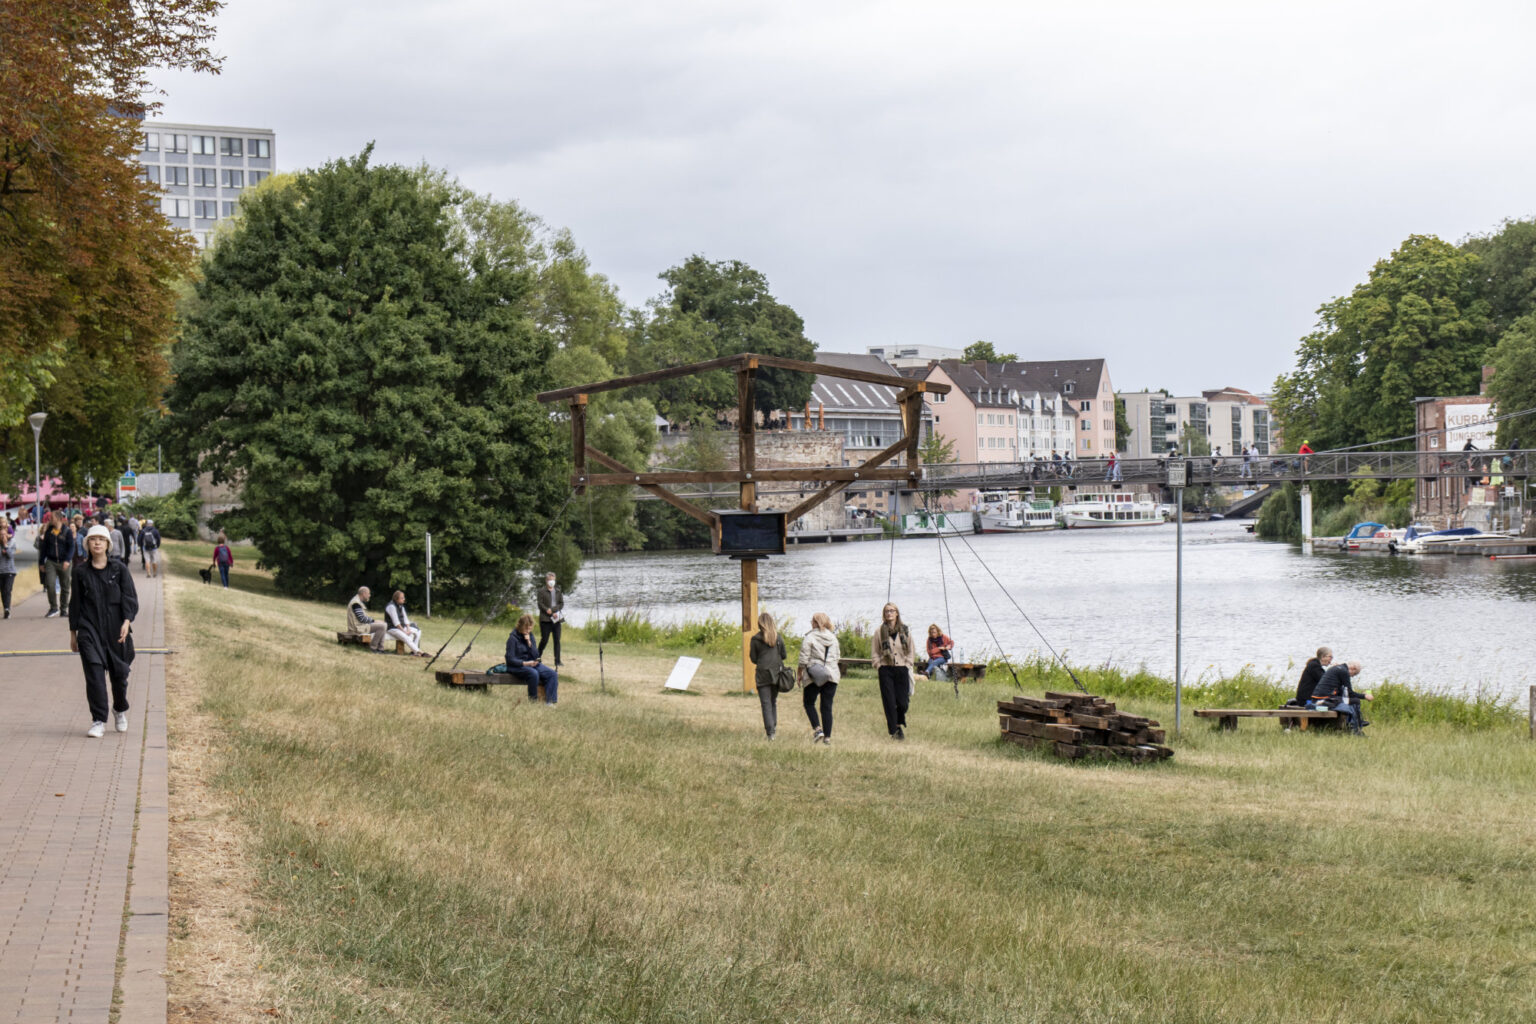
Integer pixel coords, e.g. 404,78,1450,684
837,657,873,674
435,670,545,700
1194,708,1341,731
335,631,414,655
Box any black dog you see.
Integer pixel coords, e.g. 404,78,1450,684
198,567,213,584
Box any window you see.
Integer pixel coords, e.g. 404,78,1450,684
192,134,217,155
248,170,267,186
220,137,243,157
193,167,218,187
1429,481,1438,499
194,200,219,218
221,169,244,188
142,165,160,184
250,138,270,158
1103,419,1113,431
161,198,190,217
222,201,236,217
1081,419,1091,431
167,133,188,153
165,166,188,186
1008,414,1014,425
977,414,983,425
1081,400,1092,411
141,132,159,151
1080,438,1091,451
1063,381,1075,394
1430,436,1440,448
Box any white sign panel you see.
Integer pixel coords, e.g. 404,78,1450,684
1445,403,1496,449
664,656,703,691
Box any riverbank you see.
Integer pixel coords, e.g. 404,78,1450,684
155,541,1536,1022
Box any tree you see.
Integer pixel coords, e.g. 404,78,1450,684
0,0,218,457
1114,398,1132,453
963,341,1018,363
1486,313,1536,449
1177,422,1211,457
161,150,565,605
628,257,815,420
1462,218,1536,335
1270,235,1493,453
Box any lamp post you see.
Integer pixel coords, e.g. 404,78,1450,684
28,412,47,524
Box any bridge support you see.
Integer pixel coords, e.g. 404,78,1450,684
1300,486,1313,545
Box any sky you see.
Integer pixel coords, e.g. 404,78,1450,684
151,0,1536,396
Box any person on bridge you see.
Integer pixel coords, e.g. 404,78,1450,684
1104,451,1121,482
875,602,915,740
69,524,138,738
1298,441,1314,473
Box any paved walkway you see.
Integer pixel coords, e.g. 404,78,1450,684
0,567,168,1023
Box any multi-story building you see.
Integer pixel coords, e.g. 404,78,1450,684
1413,370,1504,527
1122,387,1273,457
993,360,1115,458
866,344,966,371
133,121,277,247
1118,391,1176,458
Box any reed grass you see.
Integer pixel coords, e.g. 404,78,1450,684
160,542,1536,1023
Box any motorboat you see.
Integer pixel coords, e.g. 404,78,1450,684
973,492,1060,533
900,509,973,537
1340,522,1386,550
1398,525,1483,554
1060,491,1166,528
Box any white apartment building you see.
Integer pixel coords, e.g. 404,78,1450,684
1122,387,1273,456
133,121,277,247
866,344,966,370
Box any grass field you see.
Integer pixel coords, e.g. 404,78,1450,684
158,540,1536,1023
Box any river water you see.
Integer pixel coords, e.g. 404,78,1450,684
570,522,1536,701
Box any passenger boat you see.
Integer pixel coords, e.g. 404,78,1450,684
1059,491,1166,529
899,509,973,537
973,492,1060,533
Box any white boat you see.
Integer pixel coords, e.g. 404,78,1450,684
973,493,1060,533
1060,491,1167,529
900,509,972,537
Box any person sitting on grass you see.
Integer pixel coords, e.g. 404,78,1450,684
506,613,558,704
346,586,389,654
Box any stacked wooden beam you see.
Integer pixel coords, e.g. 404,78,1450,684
998,691,1173,762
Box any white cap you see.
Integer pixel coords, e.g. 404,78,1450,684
86,524,112,542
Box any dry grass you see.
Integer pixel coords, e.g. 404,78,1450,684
157,540,1536,1023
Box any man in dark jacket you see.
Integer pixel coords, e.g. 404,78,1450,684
1308,660,1368,734
38,511,75,618
535,572,565,667
1293,646,1332,704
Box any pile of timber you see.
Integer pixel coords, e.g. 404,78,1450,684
998,691,1173,762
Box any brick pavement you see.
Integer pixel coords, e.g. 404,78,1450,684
0,565,168,1023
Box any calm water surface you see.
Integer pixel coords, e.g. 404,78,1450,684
570,522,1536,701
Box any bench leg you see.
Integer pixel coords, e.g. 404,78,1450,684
1299,717,1309,731
1219,715,1237,731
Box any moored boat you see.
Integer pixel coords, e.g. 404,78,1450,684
973,492,1060,533
900,509,973,537
1060,491,1166,528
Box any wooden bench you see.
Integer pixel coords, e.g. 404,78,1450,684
336,631,372,646
435,670,545,701
837,657,873,674
1194,708,1341,731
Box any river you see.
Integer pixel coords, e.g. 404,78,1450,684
570,521,1536,701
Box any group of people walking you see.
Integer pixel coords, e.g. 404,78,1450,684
2,509,163,621
750,603,957,743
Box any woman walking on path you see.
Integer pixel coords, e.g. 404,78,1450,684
211,533,234,588
0,522,17,619
875,602,915,740
69,524,138,738
749,611,787,740
799,612,841,744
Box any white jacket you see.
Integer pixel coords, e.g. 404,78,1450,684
799,628,841,683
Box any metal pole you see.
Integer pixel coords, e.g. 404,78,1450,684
157,444,162,481
33,434,42,524
1175,484,1183,734
424,531,432,618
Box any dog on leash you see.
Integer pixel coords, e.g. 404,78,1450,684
198,566,213,584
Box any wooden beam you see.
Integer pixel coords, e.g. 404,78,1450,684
902,391,923,469
537,351,951,405
738,367,757,513
581,446,717,526
783,433,917,522
581,466,922,486
538,354,749,403
570,395,587,495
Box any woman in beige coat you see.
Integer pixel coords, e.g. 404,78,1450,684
799,612,841,744
875,602,914,740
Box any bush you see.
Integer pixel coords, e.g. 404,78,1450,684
121,491,200,539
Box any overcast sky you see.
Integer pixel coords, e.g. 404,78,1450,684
152,0,1536,395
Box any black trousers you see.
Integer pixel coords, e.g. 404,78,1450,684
82,657,130,724
803,681,837,737
0,573,13,612
538,620,562,664
877,666,910,734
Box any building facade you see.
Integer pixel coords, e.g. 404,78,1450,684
865,344,965,370
1121,387,1273,457
1413,374,1505,527
133,121,277,247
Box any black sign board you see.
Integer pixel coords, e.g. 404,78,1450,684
714,511,787,559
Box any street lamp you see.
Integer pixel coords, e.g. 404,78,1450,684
28,411,47,524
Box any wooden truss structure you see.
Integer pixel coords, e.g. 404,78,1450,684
538,352,951,692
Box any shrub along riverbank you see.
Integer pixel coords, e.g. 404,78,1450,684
162,542,1536,1023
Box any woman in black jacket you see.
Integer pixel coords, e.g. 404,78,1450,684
748,611,786,740
69,524,138,738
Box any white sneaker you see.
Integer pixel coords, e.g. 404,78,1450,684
114,712,128,733
87,721,106,738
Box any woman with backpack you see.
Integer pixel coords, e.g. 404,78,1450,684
211,533,234,588
875,602,915,740
748,611,787,740
799,612,841,745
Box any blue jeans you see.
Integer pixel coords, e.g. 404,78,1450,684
1310,699,1361,732
217,563,230,588
927,654,951,680
510,663,558,703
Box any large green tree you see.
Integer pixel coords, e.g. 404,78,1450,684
628,257,815,422
1462,218,1536,336
162,151,565,604
1486,313,1536,449
963,340,1018,363
1270,235,1493,451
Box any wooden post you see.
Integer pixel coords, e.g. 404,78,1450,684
1529,685,1534,740
739,364,758,694
570,395,588,494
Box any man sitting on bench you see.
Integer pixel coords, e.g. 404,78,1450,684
346,587,389,654
384,590,427,656
1308,660,1369,734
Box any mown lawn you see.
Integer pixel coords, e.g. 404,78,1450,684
159,541,1536,1023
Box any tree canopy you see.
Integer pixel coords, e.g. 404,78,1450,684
162,151,567,605
963,340,1018,363
0,0,219,484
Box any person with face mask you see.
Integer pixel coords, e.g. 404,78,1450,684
536,571,565,667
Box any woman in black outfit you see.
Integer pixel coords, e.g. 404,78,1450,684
69,524,138,738
748,611,786,740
